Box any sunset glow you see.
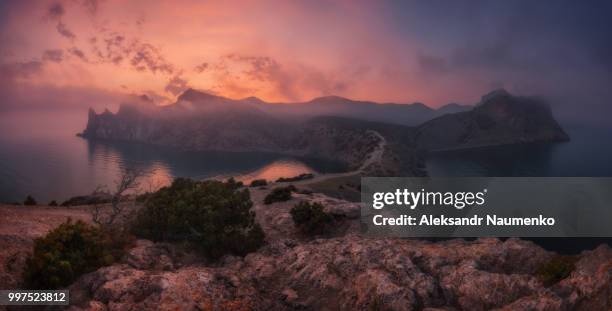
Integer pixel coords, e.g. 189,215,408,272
1,0,611,116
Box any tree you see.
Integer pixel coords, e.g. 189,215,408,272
92,167,143,226
23,195,37,206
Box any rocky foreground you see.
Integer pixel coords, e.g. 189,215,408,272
1,187,610,311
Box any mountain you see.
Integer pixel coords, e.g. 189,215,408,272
416,89,570,151
250,95,469,125
81,89,299,153
80,88,569,175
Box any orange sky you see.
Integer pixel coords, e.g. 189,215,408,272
0,0,493,107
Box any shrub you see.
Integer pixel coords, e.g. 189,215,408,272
290,201,334,235
48,200,58,206
226,177,244,189
276,173,314,183
23,195,37,206
264,185,296,205
23,219,128,289
131,178,265,260
249,179,267,187
536,255,578,286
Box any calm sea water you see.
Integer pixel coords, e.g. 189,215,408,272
0,111,345,203
426,125,612,177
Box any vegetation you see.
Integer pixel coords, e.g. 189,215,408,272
249,179,268,187
48,200,58,206
225,177,244,188
536,255,578,286
276,173,314,183
23,219,128,289
92,168,142,226
23,195,37,206
132,178,264,260
290,201,334,235
264,185,296,204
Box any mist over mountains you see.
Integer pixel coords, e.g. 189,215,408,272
80,88,568,176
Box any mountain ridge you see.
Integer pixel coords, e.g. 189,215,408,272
80,89,569,176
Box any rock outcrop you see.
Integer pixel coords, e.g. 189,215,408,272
66,236,611,310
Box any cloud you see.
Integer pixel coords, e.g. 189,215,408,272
45,3,77,40
130,43,174,75
209,54,355,101
164,75,189,96
87,32,175,75
68,47,88,62
194,62,208,73
47,3,65,20
42,49,64,63
56,22,76,40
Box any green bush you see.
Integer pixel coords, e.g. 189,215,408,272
131,178,265,260
536,255,578,286
290,201,334,235
264,185,296,205
250,179,268,187
23,195,37,206
48,200,58,206
24,219,127,289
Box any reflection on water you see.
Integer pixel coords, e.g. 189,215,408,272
0,111,346,202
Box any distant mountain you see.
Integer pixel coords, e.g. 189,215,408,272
80,88,569,175
249,94,470,126
416,89,570,151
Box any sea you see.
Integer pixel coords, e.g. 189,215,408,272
0,110,345,204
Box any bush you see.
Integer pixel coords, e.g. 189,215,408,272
23,195,37,206
48,200,58,206
131,178,265,260
536,255,578,286
276,173,314,183
249,179,267,187
290,201,334,235
24,219,127,289
264,185,296,205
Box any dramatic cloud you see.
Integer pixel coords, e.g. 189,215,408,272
0,0,610,124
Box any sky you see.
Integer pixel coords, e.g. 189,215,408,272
0,0,611,122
